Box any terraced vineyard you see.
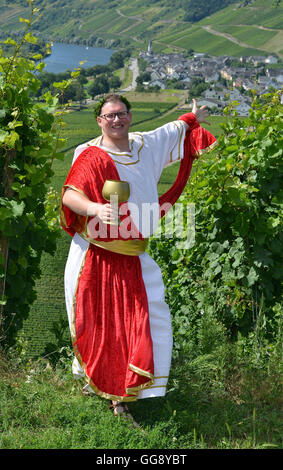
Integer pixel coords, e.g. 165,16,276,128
0,0,282,57
154,1,283,56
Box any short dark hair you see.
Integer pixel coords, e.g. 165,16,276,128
94,93,131,118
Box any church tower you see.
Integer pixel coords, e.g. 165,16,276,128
148,40,153,55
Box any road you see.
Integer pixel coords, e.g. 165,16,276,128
120,57,139,92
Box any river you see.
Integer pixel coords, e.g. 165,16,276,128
42,42,114,73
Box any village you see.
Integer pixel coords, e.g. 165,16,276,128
138,42,283,115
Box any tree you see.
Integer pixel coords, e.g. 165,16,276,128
99,74,110,94
189,77,209,98
59,80,86,105
136,72,151,85
165,78,185,90
85,65,109,77
108,51,124,71
109,75,122,91
88,75,110,99
0,3,72,346
183,0,237,22
88,80,101,99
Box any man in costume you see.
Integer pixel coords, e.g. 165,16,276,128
60,93,216,416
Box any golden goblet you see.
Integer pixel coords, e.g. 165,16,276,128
102,179,130,225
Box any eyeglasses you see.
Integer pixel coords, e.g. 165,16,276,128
99,111,129,121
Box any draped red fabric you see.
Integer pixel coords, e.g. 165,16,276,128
60,146,141,240
60,146,119,237
158,113,217,217
60,146,154,400
74,245,154,399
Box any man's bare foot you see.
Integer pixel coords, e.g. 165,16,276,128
109,400,145,431
109,400,130,416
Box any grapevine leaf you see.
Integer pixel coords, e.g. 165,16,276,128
24,33,38,45
247,267,259,287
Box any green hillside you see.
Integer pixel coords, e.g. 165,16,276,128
155,1,283,56
0,0,282,57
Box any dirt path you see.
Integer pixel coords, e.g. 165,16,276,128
115,8,143,33
202,25,264,50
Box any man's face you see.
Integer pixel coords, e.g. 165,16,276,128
97,101,132,141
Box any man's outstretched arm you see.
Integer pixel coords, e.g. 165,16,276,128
179,99,210,129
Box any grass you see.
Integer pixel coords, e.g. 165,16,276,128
0,342,282,449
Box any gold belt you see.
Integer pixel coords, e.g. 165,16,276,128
83,236,149,256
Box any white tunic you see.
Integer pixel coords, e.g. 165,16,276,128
64,120,186,399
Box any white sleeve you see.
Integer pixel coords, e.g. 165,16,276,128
140,120,187,182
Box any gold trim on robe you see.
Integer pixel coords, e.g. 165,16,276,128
82,236,149,257
88,134,144,166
